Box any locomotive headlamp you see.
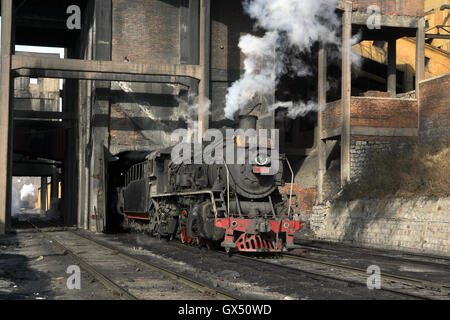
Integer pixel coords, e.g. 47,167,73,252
255,154,271,166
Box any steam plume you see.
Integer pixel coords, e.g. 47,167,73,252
20,184,35,200
176,94,211,141
225,0,341,119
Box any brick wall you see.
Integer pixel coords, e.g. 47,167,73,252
279,184,317,219
210,0,254,125
349,96,418,182
361,90,390,98
419,73,450,145
311,198,450,257
350,97,418,128
349,0,424,16
112,0,181,64
211,0,254,72
322,100,342,131
322,98,418,131
350,137,415,181
110,104,150,149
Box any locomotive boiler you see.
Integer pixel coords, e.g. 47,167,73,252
116,115,302,253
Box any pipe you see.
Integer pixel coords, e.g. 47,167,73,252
286,157,294,220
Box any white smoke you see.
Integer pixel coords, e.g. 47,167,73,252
270,101,325,119
20,184,35,200
225,32,279,119
244,0,339,50
225,0,350,119
176,94,211,141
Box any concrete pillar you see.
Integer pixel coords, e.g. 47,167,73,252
41,177,48,215
402,65,414,93
341,2,352,187
317,43,327,204
0,0,13,234
76,4,95,230
387,38,397,97
89,0,112,232
198,0,211,143
61,74,78,227
51,173,59,207
415,18,426,101
416,18,426,135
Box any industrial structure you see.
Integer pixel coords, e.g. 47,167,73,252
0,0,449,235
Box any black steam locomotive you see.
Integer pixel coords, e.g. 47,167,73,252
116,116,302,253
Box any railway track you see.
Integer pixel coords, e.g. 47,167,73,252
295,240,450,268
168,239,450,300
68,230,239,300
23,221,449,300
222,252,437,300
29,223,239,300
282,253,450,297
167,241,442,300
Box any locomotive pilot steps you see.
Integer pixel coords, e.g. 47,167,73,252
117,115,303,253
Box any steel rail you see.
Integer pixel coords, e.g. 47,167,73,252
295,240,450,264
229,252,437,300
169,241,432,300
68,230,239,300
29,223,138,300
282,253,450,296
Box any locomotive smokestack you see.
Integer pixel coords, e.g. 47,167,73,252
238,115,257,131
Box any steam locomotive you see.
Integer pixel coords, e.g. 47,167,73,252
116,115,302,253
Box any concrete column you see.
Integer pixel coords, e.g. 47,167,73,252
387,38,397,97
89,0,112,232
61,75,79,227
0,0,13,234
41,177,48,215
341,2,352,187
51,173,59,207
198,0,211,143
317,43,327,204
416,18,426,134
415,18,426,100
402,65,414,93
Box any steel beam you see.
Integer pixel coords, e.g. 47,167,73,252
425,34,450,40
